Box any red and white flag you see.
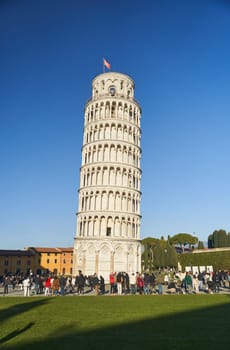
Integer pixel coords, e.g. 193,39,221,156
103,58,111,70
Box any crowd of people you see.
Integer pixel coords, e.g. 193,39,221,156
1,268,230,296
108,269,230,295
161,269,230,294
0,271,105,297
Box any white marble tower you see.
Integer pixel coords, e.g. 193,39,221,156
73,71,142,281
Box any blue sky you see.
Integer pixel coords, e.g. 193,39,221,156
1,0,230,249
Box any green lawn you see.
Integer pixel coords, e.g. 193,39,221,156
1,294,230,350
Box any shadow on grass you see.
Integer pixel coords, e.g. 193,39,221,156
0,298,51,322
0,322,34,344
1,296,230,350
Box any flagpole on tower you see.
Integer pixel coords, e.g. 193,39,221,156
103,58,111,72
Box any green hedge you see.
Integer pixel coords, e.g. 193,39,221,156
179,250,230,271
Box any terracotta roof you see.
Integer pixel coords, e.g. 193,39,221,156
0,249,35,257
28,247,60,253
28,247,73,253
57,247,73,252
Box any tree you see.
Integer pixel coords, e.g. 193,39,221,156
142,237,160,247
141,242,149,271
208,229,230,248
216,229,229,247
198,241,205,249
153,241,164,268
208,234,214,248
169,233,198,252
141,236,179,269
165,240,178,268
141,237,160,272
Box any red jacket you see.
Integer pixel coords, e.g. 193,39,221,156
109,274,115,284
137,277,144,287
45,277,51,288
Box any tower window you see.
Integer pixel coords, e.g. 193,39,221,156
106,227,111,236
109,86,116,96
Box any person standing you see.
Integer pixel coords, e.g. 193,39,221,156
99,275,105,294
116,272,123,295
144,273,150,295
184,272,193,293
44,276,52,296
198,271,204,291
140,274,145,294
75,270,85,295
3,276,10,295
34,275,41,295
123,272,129,294
92,273,99,295
109,272,115,295
130,273,137,295
52,276,60,296
137,274,144,295
193,273,199,294
59,275,67,296
23,276,31,297
156,272,164,294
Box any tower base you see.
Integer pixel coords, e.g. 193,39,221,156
73,237,141,283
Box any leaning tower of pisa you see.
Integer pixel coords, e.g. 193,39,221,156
73,71,142,281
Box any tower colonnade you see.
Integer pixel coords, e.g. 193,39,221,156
80,164,141,189
82,142,141,168
85,98,141,127
77,213,140,239
78,189,140,215
73,72,142,281
84,121,141,147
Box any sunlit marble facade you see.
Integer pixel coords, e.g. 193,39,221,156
73,72,142,281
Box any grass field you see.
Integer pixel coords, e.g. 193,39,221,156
1,294,230,350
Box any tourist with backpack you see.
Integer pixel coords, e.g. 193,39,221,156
116,272,123,295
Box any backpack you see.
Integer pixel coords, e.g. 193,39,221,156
117,273,122,283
